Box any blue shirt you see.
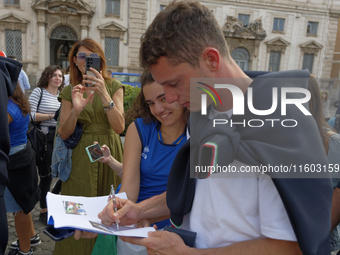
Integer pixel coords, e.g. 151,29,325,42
7,98,29,147
135,118,186,228
329,117,339,132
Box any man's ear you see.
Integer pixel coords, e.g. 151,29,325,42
202,47,220,72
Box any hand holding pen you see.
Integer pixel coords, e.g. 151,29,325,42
108,184,119,230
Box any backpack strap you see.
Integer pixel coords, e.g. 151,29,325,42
36,88,43,113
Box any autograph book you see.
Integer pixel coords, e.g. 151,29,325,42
46,192,155,238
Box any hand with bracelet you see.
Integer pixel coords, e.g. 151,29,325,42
82,66,125,134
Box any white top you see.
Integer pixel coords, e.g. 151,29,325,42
18,69,30,93
182,160,296,249
28,87,60,127
64,74,70,86
184,107,296,248
322,99,330,119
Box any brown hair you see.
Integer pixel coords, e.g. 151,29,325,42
10,83,30,115
125,71,157,124
68,38,111,86
37,65,65,92
321,91,328,101
140,1,230,69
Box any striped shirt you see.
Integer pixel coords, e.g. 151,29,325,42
28,87,60,127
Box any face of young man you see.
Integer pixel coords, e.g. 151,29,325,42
150,56,211,112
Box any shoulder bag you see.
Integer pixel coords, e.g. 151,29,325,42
27,88,47,166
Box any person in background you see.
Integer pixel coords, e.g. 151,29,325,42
28,65,64,225
308,76,340,253
6,84,40,255
322,91,331,121
55,37,124,255
107,70,112,78
7,56,31,94
63,66,70,86
0,52,22,255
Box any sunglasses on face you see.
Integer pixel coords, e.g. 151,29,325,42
76,52,99,61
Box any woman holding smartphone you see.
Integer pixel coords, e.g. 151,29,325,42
55,38,124,255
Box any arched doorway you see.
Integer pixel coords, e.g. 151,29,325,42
50,25,78,69
231,47,250,71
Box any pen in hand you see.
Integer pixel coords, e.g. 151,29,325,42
108,184,119,230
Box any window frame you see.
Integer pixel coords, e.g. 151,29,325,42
105,0,120,16
5,29,22,61
268,51,281,72
273,18,285,33
306,21,318,36
105,36,120,67
238,14,250,27
4,0,20,5
302,53,314,73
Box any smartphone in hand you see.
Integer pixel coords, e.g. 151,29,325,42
85,56,100,87
85,143,104,163
43,226,75,242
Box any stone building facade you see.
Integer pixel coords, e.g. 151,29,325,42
0,0,339,92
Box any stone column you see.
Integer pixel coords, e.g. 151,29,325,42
37,10,46,71
80,15,89,39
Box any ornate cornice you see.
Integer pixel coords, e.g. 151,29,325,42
223,16,267,40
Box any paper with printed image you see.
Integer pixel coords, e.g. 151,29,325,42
46,192,155,237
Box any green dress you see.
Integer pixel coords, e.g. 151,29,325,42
54,79,123,255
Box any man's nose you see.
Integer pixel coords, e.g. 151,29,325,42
163,86,179,104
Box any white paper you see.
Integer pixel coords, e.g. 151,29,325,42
46,192,155,238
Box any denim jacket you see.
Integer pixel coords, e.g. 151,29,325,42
51,135,72,181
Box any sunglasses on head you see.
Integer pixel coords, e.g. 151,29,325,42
76,52,99,60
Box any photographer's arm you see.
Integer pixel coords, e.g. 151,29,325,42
58,99,78,140
105,87,125,134
58,85,93,140
118,122,142,202
83,69,125,134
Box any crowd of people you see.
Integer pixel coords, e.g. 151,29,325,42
1,1,340,255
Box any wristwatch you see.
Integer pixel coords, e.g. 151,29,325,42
103,100,115,112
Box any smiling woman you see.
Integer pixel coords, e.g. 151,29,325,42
28,65,65,225
110,71,188,254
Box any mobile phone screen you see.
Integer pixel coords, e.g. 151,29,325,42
85,56,100,87
85,143,104,162
43,226,75,242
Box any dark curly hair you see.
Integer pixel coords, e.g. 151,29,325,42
125,71,156,124
37,65,65,92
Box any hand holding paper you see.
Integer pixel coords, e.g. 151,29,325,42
99,196,143,227
47,192,155,238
